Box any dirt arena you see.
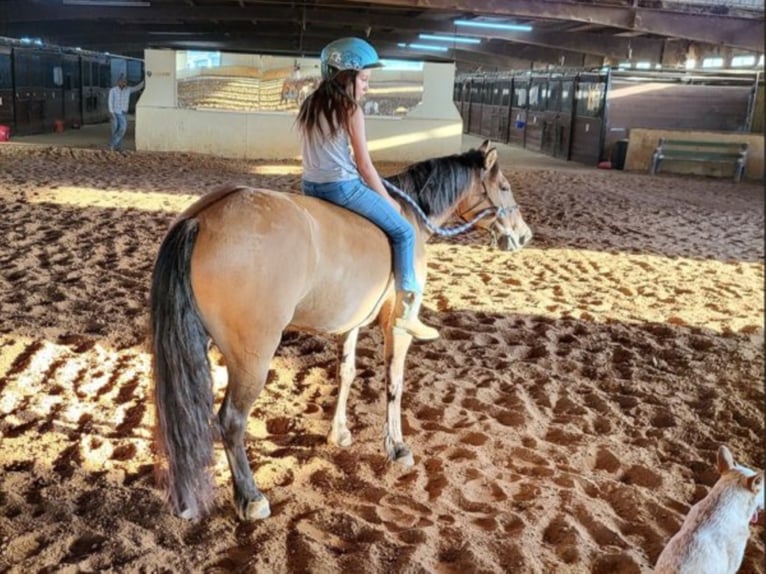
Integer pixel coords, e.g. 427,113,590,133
0,142,763,573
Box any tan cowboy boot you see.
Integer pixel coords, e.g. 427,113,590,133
393,291,439,341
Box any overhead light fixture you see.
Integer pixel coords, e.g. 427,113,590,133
62,0,151,6
418,33,481,45
397,42,449,52
454,19,532,32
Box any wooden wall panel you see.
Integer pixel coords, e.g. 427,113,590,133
605,82,751,158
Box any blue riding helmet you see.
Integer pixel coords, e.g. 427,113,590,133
320,37,383,80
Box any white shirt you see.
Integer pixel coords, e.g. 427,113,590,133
301,115,359,183
108,80,144,114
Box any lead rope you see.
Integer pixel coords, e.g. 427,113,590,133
382,179,505,237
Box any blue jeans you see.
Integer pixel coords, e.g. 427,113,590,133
303,178,421,293
109,113,127,150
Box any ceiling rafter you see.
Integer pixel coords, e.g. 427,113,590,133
0,0,762,69
341,0,765,51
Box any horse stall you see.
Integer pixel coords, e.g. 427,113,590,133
466,78,487,137
569,72,608,166
458,67,758,169
541,75,576,159
0,38,140,136
0,46,12,133
493,78,513,143
454,77,471,133
62,53,82,129
477,78,512,142
80,53,111,125
507,76,528,147
12,47,48,135
524,76,548,152
41,50,65,133
456,70,607,165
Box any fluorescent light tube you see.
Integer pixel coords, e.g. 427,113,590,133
418,34,481,45
454,20,532,32
405,43,449,52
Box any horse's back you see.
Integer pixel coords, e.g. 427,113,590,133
187,186,393,342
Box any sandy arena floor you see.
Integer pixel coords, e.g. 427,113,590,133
0,142,763,573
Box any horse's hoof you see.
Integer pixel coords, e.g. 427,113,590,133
328,429,353,448
393,447,414,468
240,495,271,521
179,507,199,521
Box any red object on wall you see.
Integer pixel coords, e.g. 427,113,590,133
0,125,9,142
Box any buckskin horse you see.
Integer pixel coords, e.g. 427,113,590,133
150,140,532,521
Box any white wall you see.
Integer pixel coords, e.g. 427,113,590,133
407,63,461,120
136,49,462,162
139,49,176,108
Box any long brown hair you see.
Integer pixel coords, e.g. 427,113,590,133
297,70,358,143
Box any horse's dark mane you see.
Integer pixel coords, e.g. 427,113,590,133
389,149,486,218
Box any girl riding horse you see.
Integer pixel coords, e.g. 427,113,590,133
298,37,438,342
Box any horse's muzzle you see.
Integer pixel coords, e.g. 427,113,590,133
496,231,531,251
491,220,532,252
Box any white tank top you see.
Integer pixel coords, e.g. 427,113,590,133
301,115,359,183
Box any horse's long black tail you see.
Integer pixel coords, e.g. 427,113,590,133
150,218,216,518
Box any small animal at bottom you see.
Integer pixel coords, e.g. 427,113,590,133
655,445,764,574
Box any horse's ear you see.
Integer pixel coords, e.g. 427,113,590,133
484,148,498,172
717,445,735,474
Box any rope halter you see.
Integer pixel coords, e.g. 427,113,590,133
383,179,518,237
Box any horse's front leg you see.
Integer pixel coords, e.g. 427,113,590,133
383,327,414,467
328,328,359,448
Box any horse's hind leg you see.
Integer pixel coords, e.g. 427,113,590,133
383,328,415,467
217,336,281,521
328,327,359,448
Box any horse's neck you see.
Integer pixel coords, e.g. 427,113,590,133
399,195,457,240
402,204,452,246
393,165,471,237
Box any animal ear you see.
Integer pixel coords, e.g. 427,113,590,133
484,148,498,172
717,445,735,474
479,139,491,153
748,473,764,493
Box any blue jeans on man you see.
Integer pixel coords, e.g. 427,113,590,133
109,112,128,150
302,178,421,293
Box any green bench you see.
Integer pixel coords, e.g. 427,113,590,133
650,138,748,183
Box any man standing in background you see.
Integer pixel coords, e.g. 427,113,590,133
108,74,144,151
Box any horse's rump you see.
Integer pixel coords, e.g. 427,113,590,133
186,186,394,342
